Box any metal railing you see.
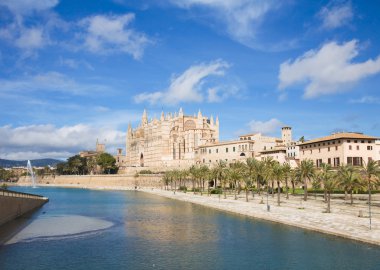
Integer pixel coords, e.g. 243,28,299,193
0,188,48,201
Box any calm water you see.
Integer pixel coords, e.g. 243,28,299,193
1,187,380,270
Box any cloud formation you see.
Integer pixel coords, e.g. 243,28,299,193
0,0,58,15
0,72,110,95
318,1,353,29
278,40,380,98
79,14,150,59
248,118,283,135
170,0,277,44
0,124,125,160
134,60,234,105
349,96,380,104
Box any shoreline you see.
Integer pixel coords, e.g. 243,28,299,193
12,183,380,246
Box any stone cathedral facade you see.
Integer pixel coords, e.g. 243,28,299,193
126,108,219,168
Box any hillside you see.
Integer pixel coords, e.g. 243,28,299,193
0,158,63,168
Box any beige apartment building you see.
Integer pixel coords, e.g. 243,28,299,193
298,132,378,167
126,109,219,168
195,132,287,166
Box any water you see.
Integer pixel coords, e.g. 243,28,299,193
26,160,37,188
1,187,380,270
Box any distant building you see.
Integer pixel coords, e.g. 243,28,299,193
298,132,378,167
79,140,105,158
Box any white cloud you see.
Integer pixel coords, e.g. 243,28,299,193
15,27,45,49
0,72,111,95
134,59,233,105
171,0,278,44
248,118,283,135
79,13,150,59
207,85,239,102
349,96,380,104
278,40,380,98
0,0,58,15
318,1,353,29
0,124,125,160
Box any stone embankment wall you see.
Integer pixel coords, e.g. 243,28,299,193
0,190,48,226
18,174,163,188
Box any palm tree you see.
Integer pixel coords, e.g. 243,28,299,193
262,157,275,209
337,164,360,205
199,165,210,194
296,159,315,201
214,160,227,189
282,163,291,199
189,165,198,194
246,158,257,199
272,162,284,206
361,160,380,229
323,171,338,213
289,168,298,195
229,162,245,200
320,163,332,203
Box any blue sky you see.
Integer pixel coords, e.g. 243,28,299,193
0,0,380,160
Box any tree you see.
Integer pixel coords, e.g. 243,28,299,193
360,160,380,229
272,162,284,206
97,153,117,174
282,163,291,199
337,164,361,205
228,162,245,200
296,159,315,201
323,172,337,213
245,158,257,199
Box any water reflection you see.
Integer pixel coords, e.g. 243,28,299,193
125,198,219,244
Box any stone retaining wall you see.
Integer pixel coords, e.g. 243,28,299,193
0,193,47,226
18,174,163,188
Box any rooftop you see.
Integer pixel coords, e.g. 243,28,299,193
299,132,378,145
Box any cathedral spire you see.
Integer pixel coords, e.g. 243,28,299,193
210,115,214,126
160,111,165,121
216,116,219,126
179,107,184,117
197,109,202,119
142,109,148,125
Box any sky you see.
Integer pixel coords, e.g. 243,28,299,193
0,0,380,160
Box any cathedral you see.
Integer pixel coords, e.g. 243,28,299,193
126,108,219,168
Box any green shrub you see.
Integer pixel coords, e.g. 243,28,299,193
1,183,8,189
179,186,187,191
210,189,222,194
191,188,201,192
139,170,153,174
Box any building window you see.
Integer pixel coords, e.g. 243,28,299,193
328,147,330,152
334,157,340,167
347,157,352,165
209,149,211,154
328,158,331,165
349,145,352,150
354,140,357,143
367,146,373,150
319,148,321,153
233,147,236,152
335,146,338,151
203,159,205,163
310,150,312,154
226,148,228,153
361,140,365,143
356,145,359,150
353,157,362,166
216,149,219,153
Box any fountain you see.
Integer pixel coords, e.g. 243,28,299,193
27,160,37,188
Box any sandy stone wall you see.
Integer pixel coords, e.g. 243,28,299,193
0,195,47,226
18,174,163,188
